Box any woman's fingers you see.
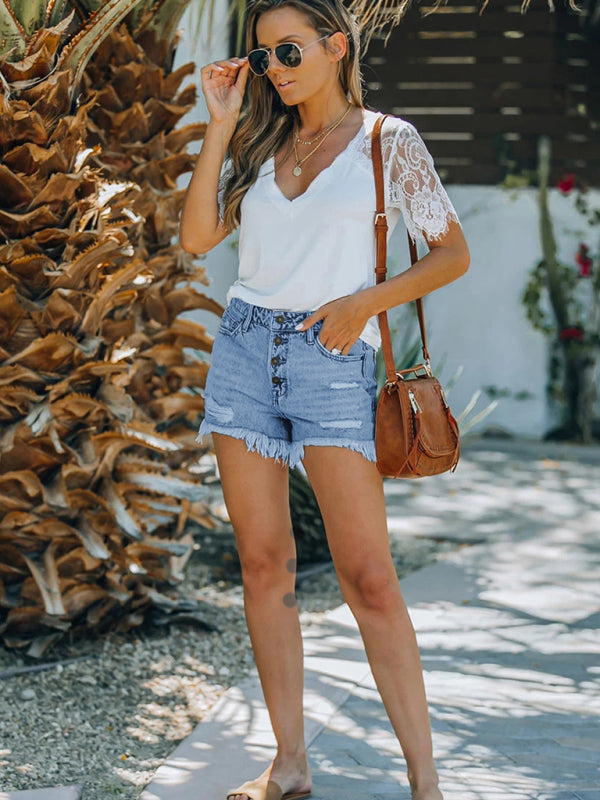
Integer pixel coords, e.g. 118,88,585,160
235,59,250,91
202,56,248,79
201,57,249,121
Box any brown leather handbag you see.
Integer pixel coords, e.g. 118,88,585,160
371,114,460,479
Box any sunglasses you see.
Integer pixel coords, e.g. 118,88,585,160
248,34,333,76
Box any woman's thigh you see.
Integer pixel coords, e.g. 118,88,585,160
300,444,399,602
211,432,295,571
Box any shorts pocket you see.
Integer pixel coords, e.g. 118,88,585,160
219,302,246,336
361,344,377,381
314,329,364,362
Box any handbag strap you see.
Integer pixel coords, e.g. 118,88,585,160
371,114,431,384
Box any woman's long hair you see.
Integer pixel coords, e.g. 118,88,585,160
221,0,364,233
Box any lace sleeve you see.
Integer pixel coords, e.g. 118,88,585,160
384,120,461,249
217,157,234,226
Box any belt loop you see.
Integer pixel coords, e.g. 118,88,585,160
242,305,254,333
305,320,314,344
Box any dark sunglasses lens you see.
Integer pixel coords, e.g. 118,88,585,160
249,49,269,74
276,43,302,68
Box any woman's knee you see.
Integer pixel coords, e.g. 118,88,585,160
342,563,402,613
237,539,295,589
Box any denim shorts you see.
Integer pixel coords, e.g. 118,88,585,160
196,297,378,470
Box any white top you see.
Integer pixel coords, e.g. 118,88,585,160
217,108,462,351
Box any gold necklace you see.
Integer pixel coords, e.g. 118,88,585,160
296,111,348,145
296,128,330,146
292,104,352,177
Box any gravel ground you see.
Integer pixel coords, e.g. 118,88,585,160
0,465,460,800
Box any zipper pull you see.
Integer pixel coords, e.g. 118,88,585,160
408,388,422,414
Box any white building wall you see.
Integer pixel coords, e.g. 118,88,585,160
173,0,238,337
418,185,600,438
173,5,599,439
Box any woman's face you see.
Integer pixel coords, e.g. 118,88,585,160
253,6,346,106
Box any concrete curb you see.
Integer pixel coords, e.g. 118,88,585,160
0,788,81,800
140,604,373,800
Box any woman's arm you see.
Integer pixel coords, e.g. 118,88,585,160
360,219,470,317
179,56,249,254
362,119,470,315
295,222,469,354
179,118,236,254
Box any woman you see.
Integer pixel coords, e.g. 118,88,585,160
180,2,470,799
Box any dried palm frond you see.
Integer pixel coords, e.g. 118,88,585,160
0,0,228,656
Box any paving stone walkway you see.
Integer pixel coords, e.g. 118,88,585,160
140,436,600,800
6,437,600,800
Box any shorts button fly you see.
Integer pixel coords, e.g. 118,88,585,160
271,356,279,365
276,314,285,323
272,376,281,385
274,336,282,345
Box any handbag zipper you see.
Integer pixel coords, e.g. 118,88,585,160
408,388,422,414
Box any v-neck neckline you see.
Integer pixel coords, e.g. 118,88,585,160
268,108,376,205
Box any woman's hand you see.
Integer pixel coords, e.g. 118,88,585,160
295,295,370,355
201,56,250,126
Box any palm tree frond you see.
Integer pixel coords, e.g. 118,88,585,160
0,0,29,60
8,0,46,37
348,0,416,45
57,0,145,88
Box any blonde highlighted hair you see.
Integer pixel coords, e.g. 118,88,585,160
220,0,364,233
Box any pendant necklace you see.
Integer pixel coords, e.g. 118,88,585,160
292,104,352,177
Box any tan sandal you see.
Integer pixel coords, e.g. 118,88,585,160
226,773,312,800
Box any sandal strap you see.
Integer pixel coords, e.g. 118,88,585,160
226,776,283,800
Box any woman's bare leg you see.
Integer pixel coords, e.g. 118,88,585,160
211,433,312,800
302,445,443,800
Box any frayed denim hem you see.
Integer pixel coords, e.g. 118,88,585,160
300,437,377,463
196,421,304,469
197,419,377,469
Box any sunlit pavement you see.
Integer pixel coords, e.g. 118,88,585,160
140,436,600,800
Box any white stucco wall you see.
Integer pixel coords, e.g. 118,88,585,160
173,5,599,439
173,0,237,338
420,185,599,438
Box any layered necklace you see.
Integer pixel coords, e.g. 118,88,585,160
292,104,353,177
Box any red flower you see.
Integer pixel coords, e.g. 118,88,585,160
575,243,592,277
557,173,577,194
560,326,584,342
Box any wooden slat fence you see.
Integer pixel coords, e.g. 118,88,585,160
363,0,600,185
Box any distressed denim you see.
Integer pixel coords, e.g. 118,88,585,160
197,297,378,469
